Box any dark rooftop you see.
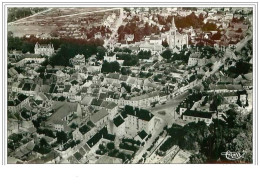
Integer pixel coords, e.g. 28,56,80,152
113,115,125,127
79,125,91,135
183,110,212,119
124,105,154,121
138,130,148,140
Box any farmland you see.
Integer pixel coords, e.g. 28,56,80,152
8,7,120,38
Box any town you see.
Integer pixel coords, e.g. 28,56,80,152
7,7,253,164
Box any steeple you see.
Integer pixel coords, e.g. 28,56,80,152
172,17,176,29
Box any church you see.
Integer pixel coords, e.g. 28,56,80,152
34,42,54,57
166,17,189,50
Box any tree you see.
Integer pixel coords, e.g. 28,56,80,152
138,50,151,59
40,138,49,147
107,142,115,150
211,31,221,40
202,22,217,32
189,153,207,164
123,55,139,66
161,49,172,60
56,131,67,144
121,67,131,75
96,46,106,60
101,61,120,73
57,96,66,101
210,94,224,111
21,42,34,53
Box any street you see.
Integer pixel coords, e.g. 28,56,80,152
103,8,123,48
131,118,166,163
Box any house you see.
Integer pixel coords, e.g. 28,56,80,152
149,35,162,45
34,42,54,57
94,32,102,39
45,102,82,132
129,91,160,107
13,140,35,160
123,105,155,136
69,54,86,71
104,52,116,62
72,121,96,141
139,42,163,55
222,92,247,105
113,114,126,138
125,34,134,42
182,110,213,125
188,52,203,66
8,94,29,113
103,101,118,119
20,82,40,96
56,70,67,83
90,108,109,127
134,130,148,143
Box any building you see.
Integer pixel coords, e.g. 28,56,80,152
34,42,54,57
182,110,213,125
167,17,189,50
125,34,134,42
90,108,109,127
104,52,117,62
188,52,204,66
123,105,155,136
113,114,126,138
69,54,86,71
45,102,82,132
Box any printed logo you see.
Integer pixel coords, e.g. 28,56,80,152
221,150,246,160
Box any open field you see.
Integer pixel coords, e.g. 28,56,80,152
8,7,120,37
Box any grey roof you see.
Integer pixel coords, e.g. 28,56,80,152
90,108,109,124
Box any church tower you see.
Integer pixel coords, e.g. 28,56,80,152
169,17,177,49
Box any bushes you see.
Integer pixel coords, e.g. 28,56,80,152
119,143,138,152
122,138,141,146
138,50,151,59
107,148,132,162
107,142,115,150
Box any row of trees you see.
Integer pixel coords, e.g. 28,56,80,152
8,34,104,53
174,12,204,29
160,47,190,63
174,12,218,32
118,22,160,42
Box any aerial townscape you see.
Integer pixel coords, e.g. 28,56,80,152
7,7,253,164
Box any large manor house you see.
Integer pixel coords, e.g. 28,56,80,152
34,42,54,57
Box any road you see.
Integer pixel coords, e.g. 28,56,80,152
131,119,166,163
103,8,123,48
151,91,189,112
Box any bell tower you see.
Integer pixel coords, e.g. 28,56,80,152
169,17,177,49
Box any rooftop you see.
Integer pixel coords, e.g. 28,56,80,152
124,105,154,121
90,108,109,124
113,115,125,127
183,110,213,119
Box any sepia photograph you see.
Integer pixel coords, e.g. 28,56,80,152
5,5,254,164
